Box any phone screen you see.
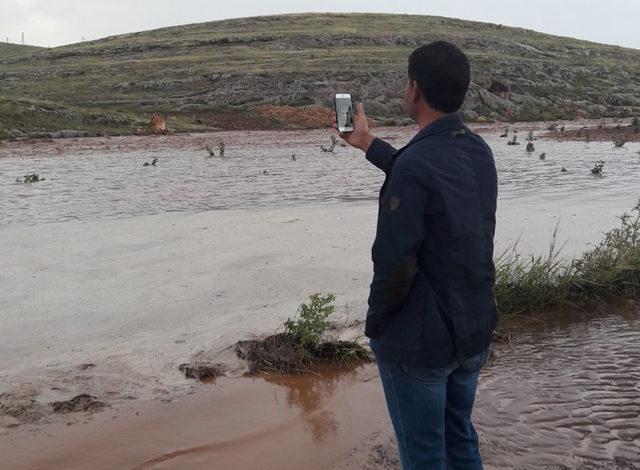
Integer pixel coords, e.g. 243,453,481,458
335,95,354,132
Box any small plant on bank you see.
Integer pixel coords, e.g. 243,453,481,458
526,131,536,141
526,142,535,153
500,128,509,137
632,117,640,132
283,293,336,350
507,134,519,146
235,293,371,374
16,173,45,183
547,122,558,131
205,145,215,157
219,141,225,156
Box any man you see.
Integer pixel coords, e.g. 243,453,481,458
339,41,497,469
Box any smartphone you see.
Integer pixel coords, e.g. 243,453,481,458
335,93,354,133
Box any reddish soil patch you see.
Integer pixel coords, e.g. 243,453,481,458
191,105,334,131
255,105,334,128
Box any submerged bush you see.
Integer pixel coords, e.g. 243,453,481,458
496,200,640,316
16,173,45,183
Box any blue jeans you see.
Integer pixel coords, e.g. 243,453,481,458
372,343,489,470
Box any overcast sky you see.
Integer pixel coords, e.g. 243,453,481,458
1,0,639,49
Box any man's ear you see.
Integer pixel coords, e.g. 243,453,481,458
411,80,421,104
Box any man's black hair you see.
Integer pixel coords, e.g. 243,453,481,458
408,41,470,114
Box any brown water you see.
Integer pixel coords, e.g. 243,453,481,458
478,306,640,469
2,308,638,469
2,124,640,226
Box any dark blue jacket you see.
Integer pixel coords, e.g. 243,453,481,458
366,113,497,368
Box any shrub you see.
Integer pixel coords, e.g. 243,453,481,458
496,201,640,317
284,293,336,349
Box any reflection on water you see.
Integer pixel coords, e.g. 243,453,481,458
263,365,361,443
477,306,640,469
1,126,639,226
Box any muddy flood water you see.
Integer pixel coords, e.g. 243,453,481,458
1,122,640,226
2,306,639,470
1,122,639,469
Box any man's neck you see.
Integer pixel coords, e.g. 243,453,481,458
416,110,449,130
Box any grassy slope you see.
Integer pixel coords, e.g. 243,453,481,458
0,43,42,59
1,13,640,138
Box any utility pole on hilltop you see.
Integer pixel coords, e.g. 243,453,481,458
21,32,25,45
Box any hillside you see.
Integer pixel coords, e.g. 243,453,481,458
1,13,640,139
0,43,42,59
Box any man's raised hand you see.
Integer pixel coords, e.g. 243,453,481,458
337,102,375,153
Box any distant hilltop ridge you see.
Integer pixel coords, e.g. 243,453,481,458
1,12,640,138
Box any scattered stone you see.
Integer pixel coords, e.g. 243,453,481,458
561,167,568,172
178,362,226,381
51,394,107,414
539,152,546,160
488,79,510,99
78,363,96,370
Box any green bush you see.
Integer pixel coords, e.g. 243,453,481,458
496,200,640,316
284,293,336,349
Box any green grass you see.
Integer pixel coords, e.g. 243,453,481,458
0,43,42,59
496,200,640,317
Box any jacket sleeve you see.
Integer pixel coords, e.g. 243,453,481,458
365,156,428,338
365,138,398,173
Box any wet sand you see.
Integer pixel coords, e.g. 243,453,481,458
1,197,637,415
2,306,639,470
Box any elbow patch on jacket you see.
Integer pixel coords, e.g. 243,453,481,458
389,196,400,211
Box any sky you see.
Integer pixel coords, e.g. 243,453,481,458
1,0,639,50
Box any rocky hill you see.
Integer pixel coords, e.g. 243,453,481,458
1,13,640,139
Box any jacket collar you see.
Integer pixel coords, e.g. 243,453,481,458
407,113,465,147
